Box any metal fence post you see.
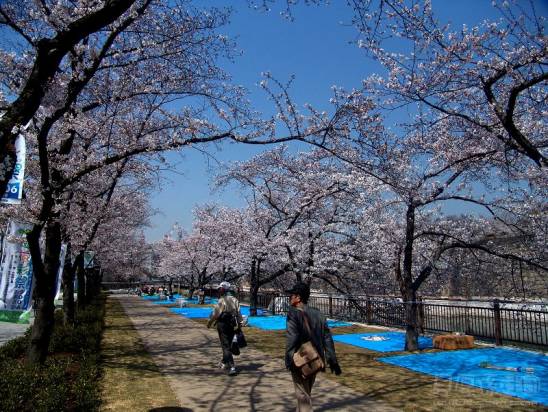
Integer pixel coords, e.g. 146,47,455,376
272,294,277,315
493,299,503,346
329,295,333,318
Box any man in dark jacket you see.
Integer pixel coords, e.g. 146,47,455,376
285,282,341,412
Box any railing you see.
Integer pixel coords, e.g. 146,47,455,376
239,291,278,312
240,292,548,348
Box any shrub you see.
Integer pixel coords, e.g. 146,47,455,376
0,294,106,411
0,333,29,361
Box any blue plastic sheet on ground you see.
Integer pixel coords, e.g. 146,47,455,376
144,295,218,304
150,299,178,305
333,332,432,352
328,320,353,328
142,294,181,300
170,307,213,318
141,295,161,300
247,314,352,330
379,348,548,406
183,297,218,304
239,305,268,317
148,294,182,304
170,305,265,320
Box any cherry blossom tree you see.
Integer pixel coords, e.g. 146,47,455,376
62,158,154,315
301,81,547,349
0,0,142,195
348,0,547,167
248,0,546,350
1,0,336,364
155,209,245,297
217,146,371,312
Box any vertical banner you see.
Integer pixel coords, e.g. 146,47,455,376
54,243,67,302
84,251,95,269
1,135,26,204
0,220,34,312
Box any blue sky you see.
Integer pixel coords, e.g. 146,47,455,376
144,1,547,241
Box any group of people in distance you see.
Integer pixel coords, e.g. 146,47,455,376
208,281,342,411
135,285,174,300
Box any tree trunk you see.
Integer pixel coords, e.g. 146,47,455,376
304,231,315,279
403,289,419,351
62,244,75,325
76,253,87,308
249,258,259,316
85,267,101,300
401,202,419,351
27,220,61,364
449,265,461,297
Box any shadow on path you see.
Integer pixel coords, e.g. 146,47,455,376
114,295,398,412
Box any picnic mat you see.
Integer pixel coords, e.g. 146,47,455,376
379,347,547,406
333,332,433,352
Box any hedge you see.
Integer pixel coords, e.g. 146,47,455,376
0,296,105,411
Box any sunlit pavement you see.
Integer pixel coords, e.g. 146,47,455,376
115,295,399,411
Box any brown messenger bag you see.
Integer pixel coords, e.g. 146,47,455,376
292,310,324,378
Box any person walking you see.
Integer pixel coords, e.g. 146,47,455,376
285,282,342,412
207,281,243,376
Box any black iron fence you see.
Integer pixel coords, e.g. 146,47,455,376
239,292,548,348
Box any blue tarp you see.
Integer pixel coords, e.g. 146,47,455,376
151,300,176,305
142,294,181,301
327,320,354,328
333,332,433,352
144,295,218,304
169,304,351,329
149,294,183,304
184,296,218,304
240,306,268,317
141,295,161,300
170,306,266,319
379,348,548,406
247,314,352,330
170,307,213,318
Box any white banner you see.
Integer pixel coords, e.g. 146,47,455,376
54,243,67,301
0,220,34,310
1,134,26,204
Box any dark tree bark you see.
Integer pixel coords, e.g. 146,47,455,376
402,289,419,351
62,243,76,325
85,267,102,300
249,256,291,316
394,202,423,351
75,252,87,309
26,220,61,364
249,258,260,316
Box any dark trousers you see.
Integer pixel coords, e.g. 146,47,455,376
217,320,236,366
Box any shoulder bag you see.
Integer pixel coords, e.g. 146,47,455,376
292,310,324,378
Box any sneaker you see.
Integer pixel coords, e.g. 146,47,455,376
218,362,229,370
228,367,237,376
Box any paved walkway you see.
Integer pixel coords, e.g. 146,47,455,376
116,295,398,412
0,321,31,346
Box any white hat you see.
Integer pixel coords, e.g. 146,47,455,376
219,281,231,290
